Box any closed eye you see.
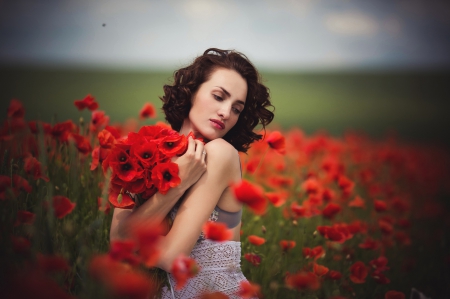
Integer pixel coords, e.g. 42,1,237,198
213,94,223,101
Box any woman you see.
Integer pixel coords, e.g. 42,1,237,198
110,48,274,298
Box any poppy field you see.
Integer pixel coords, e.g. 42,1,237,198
1,96,449,299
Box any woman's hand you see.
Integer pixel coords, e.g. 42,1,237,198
172,136,207,192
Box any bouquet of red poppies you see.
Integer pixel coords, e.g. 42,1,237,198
102,125,190,209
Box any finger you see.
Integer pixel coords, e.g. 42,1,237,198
194,140,205,160
185,136,195,156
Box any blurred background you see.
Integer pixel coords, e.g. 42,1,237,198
1,0,450,145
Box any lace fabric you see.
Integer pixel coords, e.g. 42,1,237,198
161,240,256,299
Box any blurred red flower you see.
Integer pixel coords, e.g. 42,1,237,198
98,129,116,149
266,191,288,207
359,238,379,250
285,271,320,291
301,177,321,194
70,133,92,155
248,235,266,246
37,253,70,274
90,110,109,132
244,253,261,266
171,255,200,290
385,290,405,299
322,202,342,219
74,94,98,111
302,246,325,260
266,131,285,154
231,180,267,215
97,197,111,214
52,196,76,219
237,281,261,299
348,195,365,208
313,262,329,276
327,270,342,280
349,261,368,284
108,239,141,266
280,240,296,252
14,210,36,226
24,156,49,182
139,103,156,119
374,200,388,212
7,99,25,119
203,222,232,242
200,292,229,299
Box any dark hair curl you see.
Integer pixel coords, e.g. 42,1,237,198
160,48,274,153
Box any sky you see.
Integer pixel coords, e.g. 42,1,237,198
1,0,450,71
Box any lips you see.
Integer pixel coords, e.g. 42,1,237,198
210,119,225,130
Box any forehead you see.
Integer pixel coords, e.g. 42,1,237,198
205,68,247,102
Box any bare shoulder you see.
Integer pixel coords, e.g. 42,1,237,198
204,139,240,173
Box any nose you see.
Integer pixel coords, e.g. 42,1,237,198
218,103,231,120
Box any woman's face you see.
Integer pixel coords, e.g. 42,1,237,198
181,68,247,141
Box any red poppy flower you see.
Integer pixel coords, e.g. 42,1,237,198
266,131,286,154
231,180,267,215
159,133,188,157
317,226,344,242
280,240,296,252
322,202,342,219
52,196,76,219
131,141,159,168
151,162,181,195
98,129,115,149
378,219,394,235
90,110,109,132
369,256,389,272
348,195,365,208
28,120,52,134
238,281,261,299
171,255,200,290
337,175,355,195
24,156,49,181
89,255,155,299
302,246,325,260
13,175,32,194
285,271,320,291
7,99,25,119
244,253,261,266
14,210,36,226
359,238,379,250
108,240,141,266
248,235,265,246
349,261,368,284
203,222,232,242
372,271,391,284
290,202,307,218
108,187,135,209
301,177,321,194
139,102,156,119
131,219,164,267
74,94,98,111
51,120,76,142
266,191,288,207
374,200,388,212
385,290,405,299
313,262,329,276
327,270,342,280
70,133,92,155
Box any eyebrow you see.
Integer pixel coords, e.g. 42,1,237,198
215,86,246,106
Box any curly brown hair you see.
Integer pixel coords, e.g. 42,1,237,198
160,48,274,153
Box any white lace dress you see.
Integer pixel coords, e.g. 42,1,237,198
160,205,254,299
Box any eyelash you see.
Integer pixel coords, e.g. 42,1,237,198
213,94,242,114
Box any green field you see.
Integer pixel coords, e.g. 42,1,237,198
1,66,449,145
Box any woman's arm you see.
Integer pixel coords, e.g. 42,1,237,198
155,138,242,272
110,137,207,241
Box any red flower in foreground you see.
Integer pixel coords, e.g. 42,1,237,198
385,290,405,299
248,235,265,246
244,253,261,266
349,261,368,284
231,180,267,215
89,255,155,299
238,281,261,299
139,102,156,119
266,131,286,154
74,94,98,111
280,240,296,252
285,271,320,291
52,196,76,219
203,222,232,242
171,255,200,290
151,162,181,195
